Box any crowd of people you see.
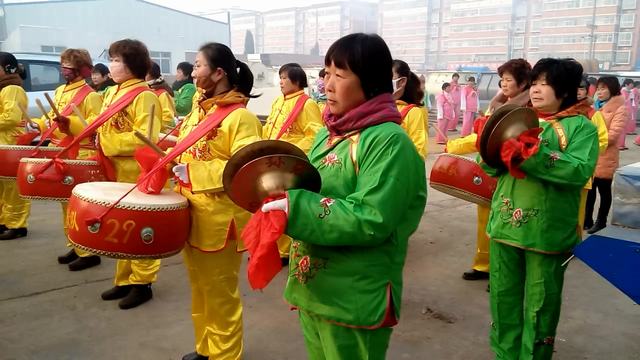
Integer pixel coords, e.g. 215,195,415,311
0,30,636,360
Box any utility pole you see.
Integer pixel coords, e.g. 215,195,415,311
587,1,597,62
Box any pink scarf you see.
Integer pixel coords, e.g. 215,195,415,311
323,93,401,137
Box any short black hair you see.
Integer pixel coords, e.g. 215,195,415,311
596,76,621,96
279,63,308,89
467,76,475,82
319,68,326,78
325,33,393,99
92,63,110,76
109,39,151,80
622,78,634,86
442,82,450,91
148,62,161,79
530,58,583,111
392,59,423,106
176,61,193,81
452,73,460,79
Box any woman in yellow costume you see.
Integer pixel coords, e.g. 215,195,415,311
263,63,322,261
392,59,428,159
31,49,103,270
93,39,162,309
0,52,30,241
170,43,262,360
146,61,176,132
446,59,531,282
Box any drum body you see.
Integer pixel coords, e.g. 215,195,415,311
17,158,107,201
429,153,497,207
157,133,177,151
67,182,190,259
0,145,63,179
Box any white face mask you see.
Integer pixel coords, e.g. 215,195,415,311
392,77,406,93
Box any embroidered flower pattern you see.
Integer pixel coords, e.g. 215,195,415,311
320,152,342,167
499,195,539,227
187,140,213,161
318,197,335,219
289,241,327,284
545,151,561,169
110,111,130,131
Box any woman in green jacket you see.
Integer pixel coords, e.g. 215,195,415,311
261,33,427,360
482,58,599,360
172,61,196,117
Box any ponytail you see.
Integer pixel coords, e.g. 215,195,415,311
199,43,260,99
393,59,423,106
235,59,258,98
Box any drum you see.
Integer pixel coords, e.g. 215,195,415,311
157,133,177,151
17,158,107,201
429,153,497,207
67,182,190,259
0,145,63,179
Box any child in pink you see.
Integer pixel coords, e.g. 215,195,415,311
436,82,455,144
449,73,461,131
460,76,479,137
620,79,634,149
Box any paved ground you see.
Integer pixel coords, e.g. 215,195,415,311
1,134,639,360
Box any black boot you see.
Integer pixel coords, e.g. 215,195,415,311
0,227,27,240
68,255,101,271
462,269,489,280
101,285,132,300
0,224,7,233
583,218,594,230
118,284,153,309
587,220,606,234
58,249,79,264
182,352,208,360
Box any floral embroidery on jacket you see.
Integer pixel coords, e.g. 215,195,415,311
320,152,342,167
187,140,213,161
499,196,539,227
289,241,327,284
110,111,130,131
545,151,561,169
318,197,335,219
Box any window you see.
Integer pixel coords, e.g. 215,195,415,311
150,51,172,74
620,13,635,27
40,45,66,54
513,36,525,49
25,62,63,92
618,32,633,46
616,51,631,64
622,0,636,9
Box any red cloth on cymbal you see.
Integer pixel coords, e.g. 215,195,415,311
500,127,543,179
241,197,287,290
135,146,169,194
473,115,489,150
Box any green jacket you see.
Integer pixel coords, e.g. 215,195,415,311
174,82,196,116
481,114,598,254
284,122,427,327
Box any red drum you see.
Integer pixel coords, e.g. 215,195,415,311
0,145,63,179
429,153,497,207
157,133,177,151
67,182,190,259
17,158,107,201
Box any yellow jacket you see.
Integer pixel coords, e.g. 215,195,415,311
176,90,263,252
156,90,176,132
33,80,102,158
584,111,609,190
263,90,322,154
446,133,477,155
397,100,428,159
0,85,27,145
94,79,161,182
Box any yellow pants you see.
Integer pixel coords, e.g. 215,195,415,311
183,243,243,359
114,259,161,286
0,179,30,229
472,205,490,273
60,202,92,257
578,189,588,238
277,234,291,258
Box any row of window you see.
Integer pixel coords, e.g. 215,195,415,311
41,46,173,74
529,32,633,46
543,0,636,10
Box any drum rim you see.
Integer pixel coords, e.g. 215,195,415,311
19,158,100,165
434,153,477,163
69,239,184,260
20,194,70,202
429,181,492,207
0,145,64,151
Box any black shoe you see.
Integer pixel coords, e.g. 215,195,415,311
486,284,490,292
280,257,289,267
0,228,27,240
101,285,132,301
58,249,79,264
182,352,208,360
583,220,594,230
118,284,153,309
0,224,7,233
587,221,606,234
462,269,489,280
68,256,101,271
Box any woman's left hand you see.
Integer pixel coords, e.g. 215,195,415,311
261,197,288,215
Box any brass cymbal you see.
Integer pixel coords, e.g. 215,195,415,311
479,105,539,169
226,154,321,213
223,140,308,194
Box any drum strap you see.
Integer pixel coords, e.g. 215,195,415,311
399,104,416,122
275,94,309,140
546,120,568,151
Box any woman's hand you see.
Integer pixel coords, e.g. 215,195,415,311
172,164,189,184
261,198,288,215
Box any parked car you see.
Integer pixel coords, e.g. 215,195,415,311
14,53,65,117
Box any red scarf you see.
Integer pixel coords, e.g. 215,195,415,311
323,93,401,137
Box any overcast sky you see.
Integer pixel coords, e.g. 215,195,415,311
147,0,376,16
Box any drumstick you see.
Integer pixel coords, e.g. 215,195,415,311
429,122,449,141
35,99,52,122
147,103,156,139
44,92,62,118
134,130,177,167
70,104,89,127
17,103,40,130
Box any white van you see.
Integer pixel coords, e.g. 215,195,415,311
14,53,64,117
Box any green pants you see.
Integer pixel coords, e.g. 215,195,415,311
298,310,393,360
489,240,569,360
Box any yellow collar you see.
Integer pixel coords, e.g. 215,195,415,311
284,90,305,101
63,79,87,92
395,100,408,106
117,78,147,91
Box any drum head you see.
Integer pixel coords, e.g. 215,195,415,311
227,154,321,213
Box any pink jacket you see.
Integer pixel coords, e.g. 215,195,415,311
594,95,628,179
450,79,461,104
460,85,479,112
436,92,455,121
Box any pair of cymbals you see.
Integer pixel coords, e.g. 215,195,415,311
222,140,321,213
479,104,539,169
